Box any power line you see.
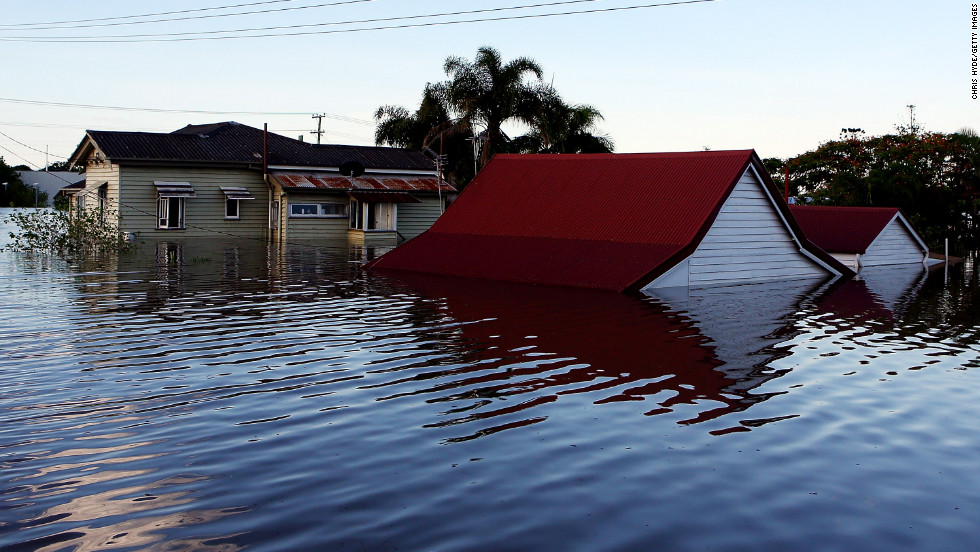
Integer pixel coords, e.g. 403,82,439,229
0,1,719,43
0,0,374,31
0,130,69,159
0,0,300,28
0,97,374,125
0,0,598,40
0,143,46,170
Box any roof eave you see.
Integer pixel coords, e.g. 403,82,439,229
68,132,97,167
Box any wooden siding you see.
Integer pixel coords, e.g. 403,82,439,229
397,195,444,240
348,230,398,247
860,217,925,266
80,154,121,229
831,253,861,271
117,166,268,239
646,168,826,290
283,191,350,244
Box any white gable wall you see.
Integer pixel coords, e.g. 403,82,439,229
645,167,830,290
860,216,926,266
831,253,861,271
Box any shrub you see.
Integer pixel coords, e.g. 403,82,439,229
3,207,134,258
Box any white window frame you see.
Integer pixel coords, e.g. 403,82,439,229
225,198,240,220
157,197,186,229
349,200,396,231
289,202,349,218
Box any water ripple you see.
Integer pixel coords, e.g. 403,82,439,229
0,230,977,551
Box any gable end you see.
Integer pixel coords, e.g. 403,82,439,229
642,165,839,290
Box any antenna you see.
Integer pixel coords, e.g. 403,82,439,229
422,146,447,214
311,113,326,144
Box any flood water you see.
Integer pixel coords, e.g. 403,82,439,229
1,208,978,551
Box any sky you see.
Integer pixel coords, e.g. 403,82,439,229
1,0,977,170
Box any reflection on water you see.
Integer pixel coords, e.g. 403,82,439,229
1,223,977,551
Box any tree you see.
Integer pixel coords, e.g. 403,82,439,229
0,156,48,207
782,131,980,253
375,46,615,188
433,46,544,168
45,160,83,173
374,85,476,187
512,86,613,154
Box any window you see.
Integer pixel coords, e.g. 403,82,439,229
157,197,186,229
96,183,108,222
289,202,348,218
225,198,240,219
219,186,254,220
349,200,395,231
154,181,194,230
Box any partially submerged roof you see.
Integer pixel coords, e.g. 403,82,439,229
369,150,846,291
69,121,435,172
789,205,925,254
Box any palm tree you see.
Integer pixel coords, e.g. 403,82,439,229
433,46,544,168
375,85,475,186
374,46,614,187
374,85,452,150
514,86,614,154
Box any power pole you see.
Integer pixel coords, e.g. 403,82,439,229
311,113,325,144
906,104,918,135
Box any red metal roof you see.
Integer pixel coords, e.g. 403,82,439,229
789,205,901,254
369,150,820,291
270,171,454,193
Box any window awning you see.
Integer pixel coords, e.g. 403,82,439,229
154,181,196,198
220,186,256,200
347,191,420,204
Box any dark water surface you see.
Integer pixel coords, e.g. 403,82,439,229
1,209,978,551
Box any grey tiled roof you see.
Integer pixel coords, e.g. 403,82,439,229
82,122,435,171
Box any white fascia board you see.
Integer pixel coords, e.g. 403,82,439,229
267,165,437,176
745,164,843,277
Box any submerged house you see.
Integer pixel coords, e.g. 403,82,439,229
788,205,929,270
67,122,454,246
369,150,852,291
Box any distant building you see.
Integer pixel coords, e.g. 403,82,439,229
369,150,851,291
67,122,454,246
16,171,85,207
789,205,929,270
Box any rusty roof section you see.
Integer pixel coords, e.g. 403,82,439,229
789,205,907,254
70,121,436,172
270,171,455,193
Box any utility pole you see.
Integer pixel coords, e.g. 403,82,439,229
311,113,325,144
906,104,917,135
